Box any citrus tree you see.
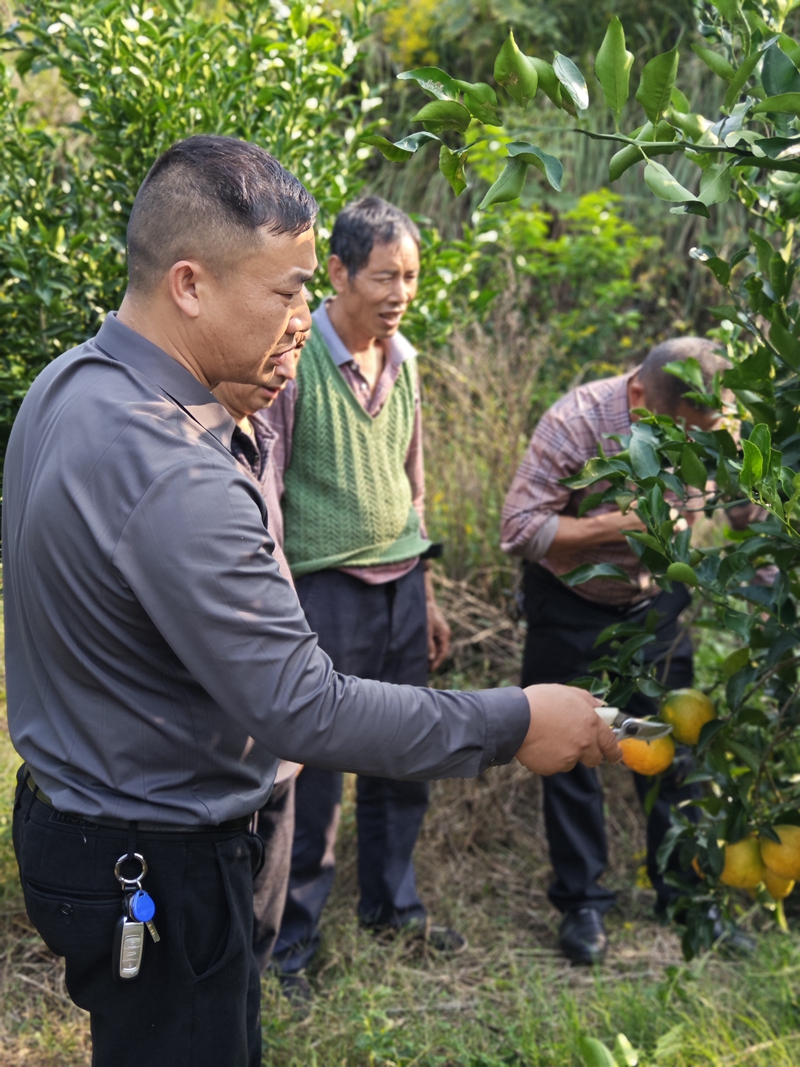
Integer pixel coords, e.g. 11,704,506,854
0,0,378,458
369,0,800,956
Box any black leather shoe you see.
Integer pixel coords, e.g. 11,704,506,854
558,908,608,965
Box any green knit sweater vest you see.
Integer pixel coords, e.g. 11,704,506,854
282,329,430,575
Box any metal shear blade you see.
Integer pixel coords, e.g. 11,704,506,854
595,706,673,741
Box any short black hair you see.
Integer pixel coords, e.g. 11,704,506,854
329,196,420,278
638,337,726,414
127,135,318,292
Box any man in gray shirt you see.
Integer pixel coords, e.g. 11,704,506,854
5,134,619,1067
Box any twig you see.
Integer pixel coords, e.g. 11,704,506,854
13,971,73,1006
721,1032,800,1063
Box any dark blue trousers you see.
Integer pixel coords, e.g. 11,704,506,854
521,563,697,915
273,564,430,974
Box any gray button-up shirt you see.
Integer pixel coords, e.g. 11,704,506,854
3,313,529,825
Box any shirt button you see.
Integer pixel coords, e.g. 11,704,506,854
60,902,74,915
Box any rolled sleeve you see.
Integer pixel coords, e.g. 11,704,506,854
500,408,584,557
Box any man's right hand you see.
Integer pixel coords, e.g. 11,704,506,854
515,684,622,775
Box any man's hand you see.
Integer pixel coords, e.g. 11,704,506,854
424,566,451,671
426,599,451,671
515,685,622,775
547,510,646,564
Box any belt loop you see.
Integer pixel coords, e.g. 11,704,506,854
126,820,139,858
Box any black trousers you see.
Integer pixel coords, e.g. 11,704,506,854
13,768,263,1067
252,775,295,975
274,564,430,975
521,564,696,915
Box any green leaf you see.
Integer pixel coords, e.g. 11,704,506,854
609,143,645,182
461,82,499,124
724,51,763,110
741,439,764,488
289,2,309,37
412,99,471,134
722,647,750,679
671,86,691,113
507,140,563,190
578,1036,618,1067
595,16,634,114
494,31,538,108
530,57,562,106
671,201,710,218
630,433,661,478
361,132,440,162
439,144,468,195
398,67,458,100
563,457,621,489
561,563,633,587
644,159,696,202
553,52,589,111
691,43,735,81
613,1034,639,1067
752,93,800,115
711,0,744,20
478,158,528,209
636,48,680,124
698,163,733,206
770,320,800,368
762,43,800,97
750,423,772,468
680,445,708,490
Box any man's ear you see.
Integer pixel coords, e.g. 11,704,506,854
627,374,648,411
328,254,350,294
168,260,204,319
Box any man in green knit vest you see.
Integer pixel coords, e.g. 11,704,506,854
267,196,457,992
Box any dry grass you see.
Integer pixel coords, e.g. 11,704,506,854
1,588,799,1066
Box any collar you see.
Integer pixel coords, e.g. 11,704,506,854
312,298,417,368
95,312,236,450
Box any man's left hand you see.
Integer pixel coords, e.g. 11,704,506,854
426,599,451,671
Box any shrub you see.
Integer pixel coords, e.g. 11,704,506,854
0,0,375,458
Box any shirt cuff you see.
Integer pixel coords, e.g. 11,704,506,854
521,513,559,562
476,686,530,771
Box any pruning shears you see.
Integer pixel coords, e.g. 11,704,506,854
595,706,673,741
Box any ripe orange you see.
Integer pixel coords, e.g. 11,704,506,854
660,688,716,746
720,836,765,888
618,734,675,776
760,825,800,881
764,868,795,901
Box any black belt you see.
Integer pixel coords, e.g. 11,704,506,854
25,771,252,834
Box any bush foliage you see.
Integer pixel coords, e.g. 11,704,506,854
0,0,376,456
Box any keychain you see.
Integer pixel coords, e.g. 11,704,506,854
112,852,160,980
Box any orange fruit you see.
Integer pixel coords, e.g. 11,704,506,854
660,688,716,746
720,836,765,888
764,868,795,901
760,825,800,881
691,855,705,880
618,734,675,776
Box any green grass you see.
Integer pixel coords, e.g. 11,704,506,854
2,601,800,1066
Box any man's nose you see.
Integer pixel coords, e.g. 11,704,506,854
290,288,313,334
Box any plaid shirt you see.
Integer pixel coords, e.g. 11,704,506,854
501,370,655,607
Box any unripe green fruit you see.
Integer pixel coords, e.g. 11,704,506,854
666,561,698,587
